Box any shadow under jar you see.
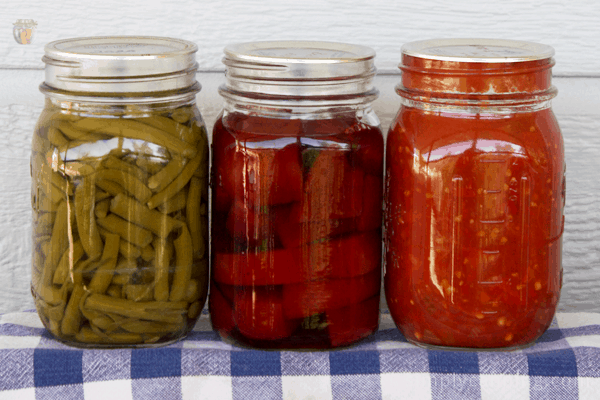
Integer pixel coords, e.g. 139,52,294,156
384,39,566,350
210,41,384,349
31,37,209,347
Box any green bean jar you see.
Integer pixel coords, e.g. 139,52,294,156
30,37,209,347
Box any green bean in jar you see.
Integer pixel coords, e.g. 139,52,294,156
31,36,209,348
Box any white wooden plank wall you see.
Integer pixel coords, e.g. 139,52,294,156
1,0,599,313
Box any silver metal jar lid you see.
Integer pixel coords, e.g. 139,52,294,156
221,41,377,98
401,38,555,63
42,36,199,93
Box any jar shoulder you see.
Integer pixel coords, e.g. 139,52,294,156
387,106,563,160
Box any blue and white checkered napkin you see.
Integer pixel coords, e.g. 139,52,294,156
1,310,599,400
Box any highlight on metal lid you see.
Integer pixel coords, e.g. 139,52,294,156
221,41,377,99
42,36,199,94
224,40,375,63
401,38,555,63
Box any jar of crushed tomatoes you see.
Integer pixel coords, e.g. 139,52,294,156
385,39,565,350
210,41,384,348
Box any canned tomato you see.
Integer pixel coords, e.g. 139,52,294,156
384,39,565,349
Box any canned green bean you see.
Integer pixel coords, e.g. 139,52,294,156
31,36,209,347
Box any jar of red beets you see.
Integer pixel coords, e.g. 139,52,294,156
210,41,384,348
385,39,565,350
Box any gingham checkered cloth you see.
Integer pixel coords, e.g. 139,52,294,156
0,310,599,400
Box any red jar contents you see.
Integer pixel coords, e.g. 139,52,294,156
212,115,383,348
210,41,383,349
384,39,565,349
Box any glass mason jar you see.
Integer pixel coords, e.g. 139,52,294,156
384,39,565,350
210,41,384,349
31,37,209,347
